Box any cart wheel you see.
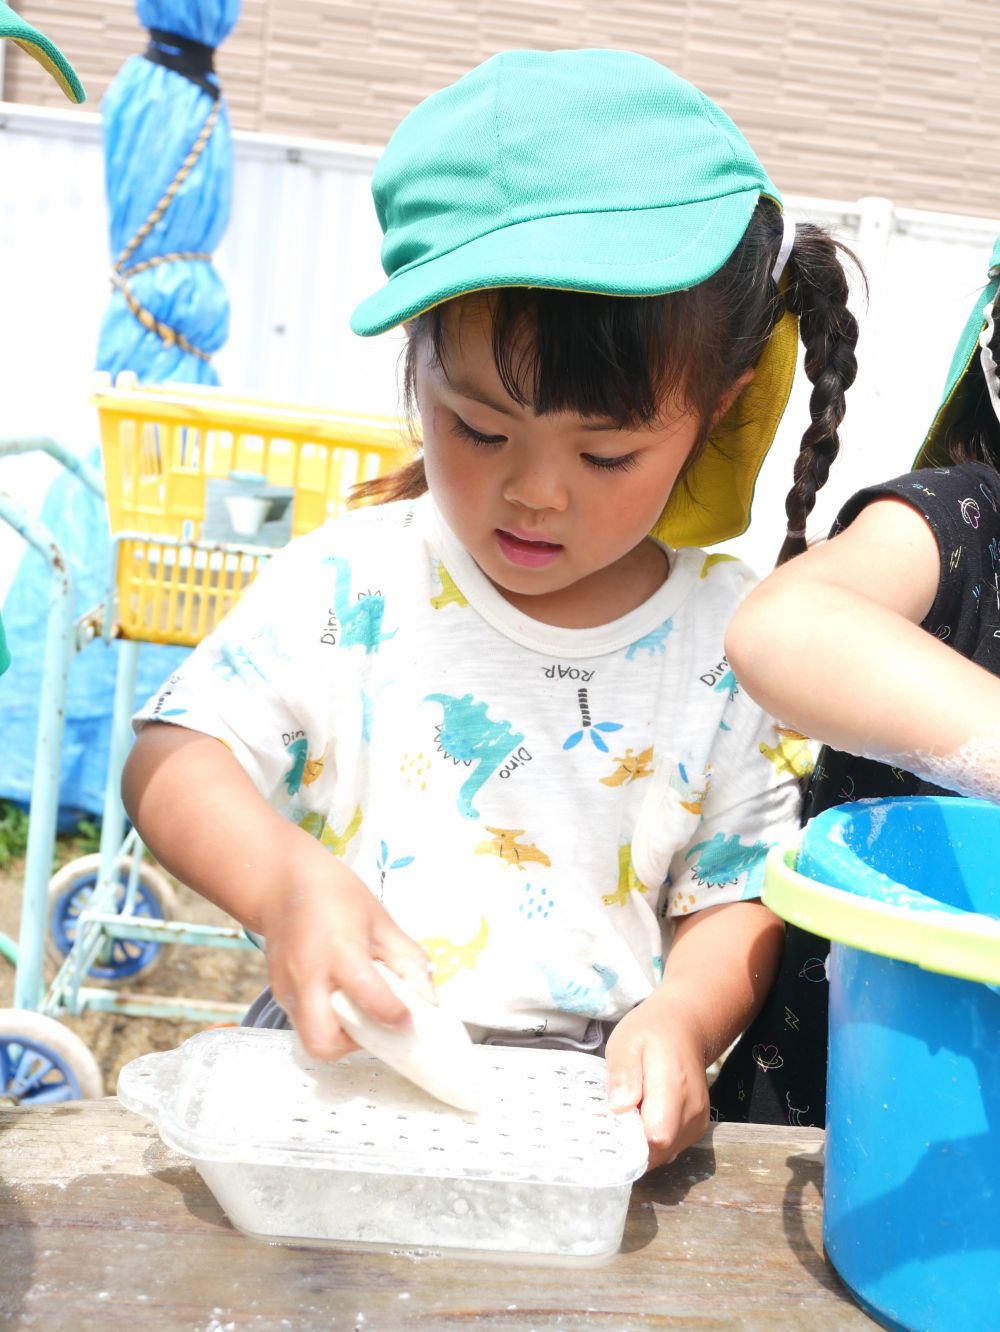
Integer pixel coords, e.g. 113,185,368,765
0,1009,103,1104
47,854,179,983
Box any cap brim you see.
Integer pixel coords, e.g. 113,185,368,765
915,269,1000,470
351,189,762,336
1,4,86,103
653,305,799,548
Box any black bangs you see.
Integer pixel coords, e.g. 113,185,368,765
408,286,718,430
488,288,700,427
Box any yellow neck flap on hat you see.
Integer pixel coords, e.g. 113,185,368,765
652,305,798,549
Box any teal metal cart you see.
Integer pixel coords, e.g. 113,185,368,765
0,383,406,1102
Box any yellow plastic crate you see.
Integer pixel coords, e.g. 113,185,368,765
93,375,410,647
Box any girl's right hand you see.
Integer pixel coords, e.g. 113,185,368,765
122,724,434,1061
257,842,436,1061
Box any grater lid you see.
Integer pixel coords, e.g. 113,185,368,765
118,1028,649,1188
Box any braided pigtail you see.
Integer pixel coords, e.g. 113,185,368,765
775,227,864,565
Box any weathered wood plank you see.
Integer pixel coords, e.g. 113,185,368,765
0,1100,873,1330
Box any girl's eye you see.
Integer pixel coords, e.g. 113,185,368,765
451,418,506,448
582,452,640,473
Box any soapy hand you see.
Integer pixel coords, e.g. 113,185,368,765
603,993,710,1172
258,843,437,1061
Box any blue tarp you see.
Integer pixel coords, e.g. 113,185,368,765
0,0,240,824
97,0,239,384
0,479,188,827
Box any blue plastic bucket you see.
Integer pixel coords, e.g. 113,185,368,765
764,796,1000,1332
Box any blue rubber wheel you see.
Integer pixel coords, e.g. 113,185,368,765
0,1010,103,1103
47,855,177,982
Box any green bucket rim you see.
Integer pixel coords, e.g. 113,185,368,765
763,840,1000,986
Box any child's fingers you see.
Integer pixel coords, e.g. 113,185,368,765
604,1036,644,1114
383,954,438,1007
375,921,438,1006
640,1061,710,1169
637,1061,684,1166
605,1025,710,1169
326,940,414,1030
290,980,362,1061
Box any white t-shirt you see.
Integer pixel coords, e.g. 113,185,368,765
135,495,805,1039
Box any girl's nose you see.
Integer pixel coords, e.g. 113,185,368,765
502,460,569,512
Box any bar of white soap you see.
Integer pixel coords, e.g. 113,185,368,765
330,962,481,1112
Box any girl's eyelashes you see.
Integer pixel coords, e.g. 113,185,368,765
450,415,639,473
582,451,641,473
451,417,506,447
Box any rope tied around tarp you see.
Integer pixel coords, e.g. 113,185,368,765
110,52,222,363
111,250,215,356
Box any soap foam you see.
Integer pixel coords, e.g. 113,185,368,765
893,730,1000,805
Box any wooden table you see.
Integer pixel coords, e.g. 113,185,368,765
0,1099,874,1330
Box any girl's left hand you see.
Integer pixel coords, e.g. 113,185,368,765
603,994,710,1171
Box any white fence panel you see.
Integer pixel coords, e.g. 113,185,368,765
1,102,998,590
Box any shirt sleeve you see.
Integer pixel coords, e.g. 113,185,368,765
829,461,1000,658
666,678,808,917
132,531,331,805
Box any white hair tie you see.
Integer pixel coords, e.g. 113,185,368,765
978,297,1000,427
771,214,796,284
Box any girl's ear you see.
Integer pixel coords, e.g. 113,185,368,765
711,368,755,426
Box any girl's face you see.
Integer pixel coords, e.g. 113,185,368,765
415,300,708,628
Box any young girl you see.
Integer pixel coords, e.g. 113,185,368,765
711,234,1000,1128
122,48,860,1167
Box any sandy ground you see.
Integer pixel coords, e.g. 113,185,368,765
0,856,268,1096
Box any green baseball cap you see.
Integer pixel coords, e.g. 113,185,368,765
916,233,1000,469
353,48,778,335
351,48,798,547
0,1,86,103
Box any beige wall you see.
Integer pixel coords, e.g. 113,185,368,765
8,0,1000,217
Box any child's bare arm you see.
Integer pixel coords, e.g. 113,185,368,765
122,722,432,1057
726,497,1000,779
604,900,783,1170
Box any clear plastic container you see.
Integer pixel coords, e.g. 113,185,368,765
117,1028,649,1262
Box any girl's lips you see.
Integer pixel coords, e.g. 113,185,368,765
495,528,563,568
